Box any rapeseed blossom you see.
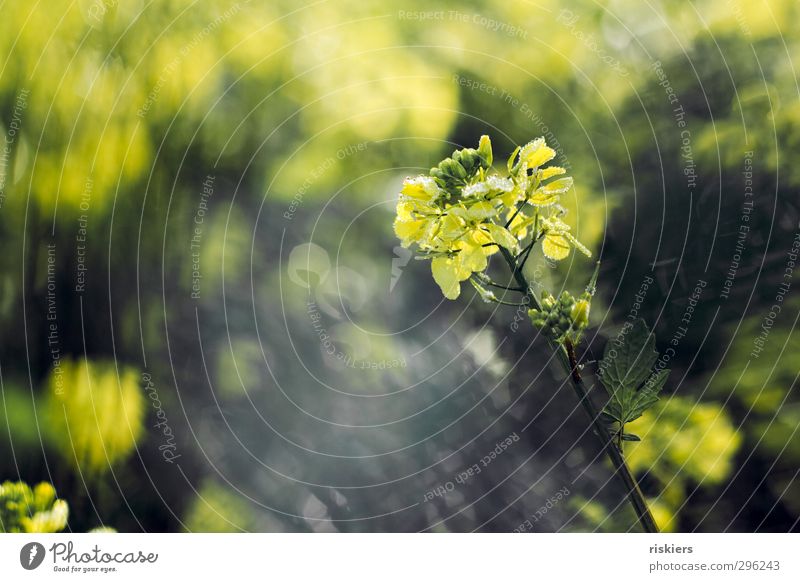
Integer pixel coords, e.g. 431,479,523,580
394,135,591,299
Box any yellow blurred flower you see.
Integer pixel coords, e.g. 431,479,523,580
0,481,68,533
44,359,145,476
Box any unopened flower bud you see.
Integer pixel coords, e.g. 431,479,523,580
540,291,556,309
571,298,590,330
478,135,493,167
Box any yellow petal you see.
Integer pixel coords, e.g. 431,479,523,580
529,191,560,207
506,210,534,238
395,200,414,221
537,177,573,194
438,213,466,241
447,205,469,220
484,223,519,252
457,240,488,273
431,257,462,299
401,176,440,201
466,201,497,220
542,233,571,260
394,218,427,246
566,233,593,257
499,188,521,208
538,166,567,180
522,139,556,168
470,228,492,246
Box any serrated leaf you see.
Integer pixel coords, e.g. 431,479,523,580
599,319,669,441
627,368,669,422
601,319,658,395
600,411,618,425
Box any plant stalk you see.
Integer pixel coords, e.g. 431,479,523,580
499,247,659,533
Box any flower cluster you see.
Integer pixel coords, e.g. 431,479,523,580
0,481,68,533
394,135,591,299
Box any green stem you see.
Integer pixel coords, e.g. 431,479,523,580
498,247,659,533
472,274,525,293
505,200,527,228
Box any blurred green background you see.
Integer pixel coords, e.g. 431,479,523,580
0,0,798,532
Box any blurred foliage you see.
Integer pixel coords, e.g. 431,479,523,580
628,398,741,486
568,396,741,532
0,0,797,532
707,298,800,520
0,481,68,532
626,397,742,531
182,479,254,533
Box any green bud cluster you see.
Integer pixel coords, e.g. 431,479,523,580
430,145,492,197
529,290,591,342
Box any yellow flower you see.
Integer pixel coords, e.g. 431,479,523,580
394,201,436,248
462,175,514,199
520,137,556,169
430,226,511,299
432,200,507,251
393,135,590,300
400,175,442,202
447,200,499,222
530,177,573,207
0,481,69,533
435,211,467,243
456,234,491,272
22,500,68,533
393,192,443,248
394,176,451,248
394,217,431,248
541,216,591,261
482,222,519,253
541,233,571,260
537,166,567,180
44,360,145,475
431,254,470,299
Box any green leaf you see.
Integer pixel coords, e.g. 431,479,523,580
507,146,520,173
602,319,658,393
599,319,669,441
627,368,669,422
600,411,618,425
